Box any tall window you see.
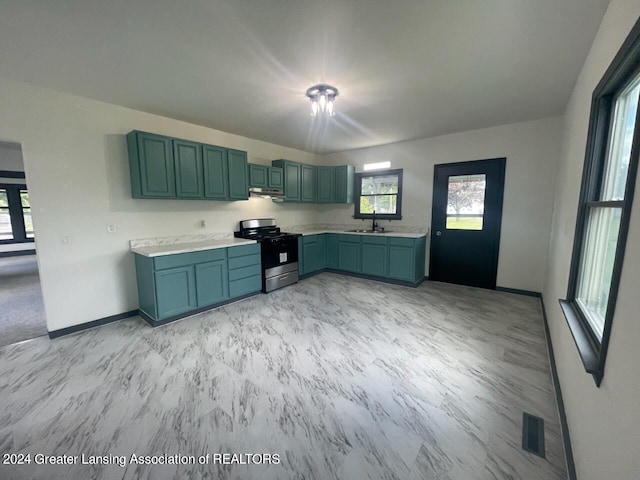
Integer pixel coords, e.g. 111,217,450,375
354,169,403,220
561,19,640,387
0,184,34,243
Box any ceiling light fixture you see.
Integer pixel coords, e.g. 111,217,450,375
306,84,338,117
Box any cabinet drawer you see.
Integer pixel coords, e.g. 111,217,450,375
338,234,361,243
229,275,261,298
154,248,226,270
228,243,260,258
361,235,388,245
228,253,261,270
228,263,261,281
388,237,415,247
302,235,319,244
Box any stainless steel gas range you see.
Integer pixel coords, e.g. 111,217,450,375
234,218,300,293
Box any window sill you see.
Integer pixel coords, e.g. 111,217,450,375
558,299,603,387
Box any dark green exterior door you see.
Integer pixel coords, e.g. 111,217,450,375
301,165,316,202
137,132,175,197
174,139,203,198
203,145,228,199
228,149,248,200
196,260,228,306
155,266,197,318
317,166,335,203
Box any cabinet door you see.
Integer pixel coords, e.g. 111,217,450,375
317,166,335,203
228,149,249,200
284,162,301,202
196,259,228,307
135,132,175,197
338,241,361,273
326,234,339,269
362,241,389,277
268,167,284,188
203,145,228,199
173,139,203,198
302,238,319,274
388,245,415,281
301,165,317,202
335,165,355,204
155,266,197,318
249,164,268,188
317,234,327,269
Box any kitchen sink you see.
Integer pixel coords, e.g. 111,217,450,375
345,229,391,234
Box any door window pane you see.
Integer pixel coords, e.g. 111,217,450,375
601,76,640,201
0,189,13,240
20,190,34,239
576,207,622,338
446,174,486,230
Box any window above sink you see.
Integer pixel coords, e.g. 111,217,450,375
354,168,403,220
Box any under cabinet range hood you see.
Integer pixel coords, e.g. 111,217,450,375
249,187,285,199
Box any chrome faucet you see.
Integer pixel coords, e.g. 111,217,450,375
372,210,378,231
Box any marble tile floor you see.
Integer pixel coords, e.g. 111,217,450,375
0,273,567,480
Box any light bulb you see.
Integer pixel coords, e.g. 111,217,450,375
327,99,334,116
311,100,318,116
319,93,327,111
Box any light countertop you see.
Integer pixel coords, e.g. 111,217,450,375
131,238,257,257
293,230,427,238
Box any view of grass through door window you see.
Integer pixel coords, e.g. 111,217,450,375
446,174,486,230
0,189,12,240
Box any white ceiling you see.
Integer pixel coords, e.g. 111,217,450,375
0,0,610,154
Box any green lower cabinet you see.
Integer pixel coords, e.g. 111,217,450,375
155,266,197,318
195,260,228,306
388,246,414,282
326,234,339,269
362,237,389,277
338,235,362,273
301,235,326,275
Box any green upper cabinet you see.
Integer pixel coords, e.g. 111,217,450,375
335,165,355,204
317,166,335,203
173,139,203,198
227,149,249,200
248,163,268,188
202,144,228,199
272,160,301,202
127,131,175,198
268,167,284,188
301,165,317,203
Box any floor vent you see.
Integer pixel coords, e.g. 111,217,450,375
522,412,545,458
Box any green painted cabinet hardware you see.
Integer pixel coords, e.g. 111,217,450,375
272,160,301,202
362,237,389,277
127,131,175,198
174,139,204,198
228,149,249,200
203,145,229,199
335,165,355,204
134,242,261,324
301,165,317,202
316,166,335,203
268,167,284,188
249,164,268,188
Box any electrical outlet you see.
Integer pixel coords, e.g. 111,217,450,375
200,220,207,228
107,224,117,233
61,235,70,245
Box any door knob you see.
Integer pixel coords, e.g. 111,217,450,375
436,230,442,236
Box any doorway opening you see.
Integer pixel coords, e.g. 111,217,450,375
0,140,47,346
